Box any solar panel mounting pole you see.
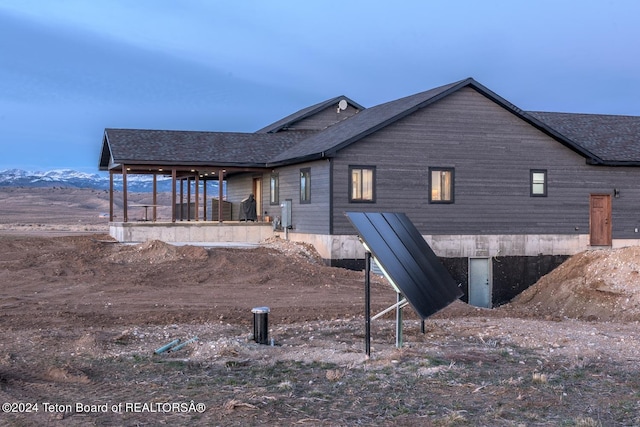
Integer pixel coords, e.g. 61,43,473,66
396,292,403,348
365,251,371,357
346,212,464,355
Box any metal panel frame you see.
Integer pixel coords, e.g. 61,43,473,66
346,212,463,320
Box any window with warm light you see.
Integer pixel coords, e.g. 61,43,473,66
349,166,376,203
429,167,454,203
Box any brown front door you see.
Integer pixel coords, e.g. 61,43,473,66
590,194,612,246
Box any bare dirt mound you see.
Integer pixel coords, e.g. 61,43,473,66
108,239,209,264
0,234,393,329
508,246,640,321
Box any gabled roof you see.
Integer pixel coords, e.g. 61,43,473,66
267,78,609,165
526,111,640,165
267,79,466,164
99,78,640,172
256,95,365,133
99,128,311,170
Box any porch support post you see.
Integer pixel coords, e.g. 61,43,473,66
171,168,177,223
122,165,128,222
152,174,157,221
179,178,184,221
218,169,224,223
203,179,208,221
195,174,200,221
109,171,114,222
187,177,192,221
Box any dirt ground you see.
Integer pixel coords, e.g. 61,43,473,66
0,188,639,426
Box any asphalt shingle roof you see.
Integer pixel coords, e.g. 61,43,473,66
268,79,467,164
527,111,640,164
100,78,640,171
101,129,311,169
256,96,365,133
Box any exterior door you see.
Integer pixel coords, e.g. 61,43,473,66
468,257,492,308
252,178,262,221
590,194,612,246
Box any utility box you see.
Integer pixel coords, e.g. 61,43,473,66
280,199,292,229
251,306,270,345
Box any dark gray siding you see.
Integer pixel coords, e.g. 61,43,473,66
269,160,331,234
331,87,640,238
287,105,360,131
227,161,331,231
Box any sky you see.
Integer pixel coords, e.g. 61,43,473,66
1,1,639,172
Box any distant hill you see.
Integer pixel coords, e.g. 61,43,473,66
0,169,186,192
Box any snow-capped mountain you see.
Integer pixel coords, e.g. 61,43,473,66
0,169,177,192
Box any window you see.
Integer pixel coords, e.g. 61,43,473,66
300,168,311,203
429,167,454,203
530,169,547,197
349,166,376,202
270,173,279,205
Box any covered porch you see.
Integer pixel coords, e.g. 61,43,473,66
103,162,273,243
107,164,231,223
98,128,308,244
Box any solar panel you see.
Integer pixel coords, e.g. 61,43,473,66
346,212,463,319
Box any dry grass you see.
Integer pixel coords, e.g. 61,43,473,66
5,324,639,426
1,188,640,425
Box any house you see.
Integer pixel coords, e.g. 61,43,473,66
99,77,640,307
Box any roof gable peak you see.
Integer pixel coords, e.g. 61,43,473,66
256,95,365,134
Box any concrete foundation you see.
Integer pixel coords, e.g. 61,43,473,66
110,224,634,260
110,221,274,244
424,234,591,257
280,232,593,263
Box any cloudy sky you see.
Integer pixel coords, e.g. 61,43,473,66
1,1,639,172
